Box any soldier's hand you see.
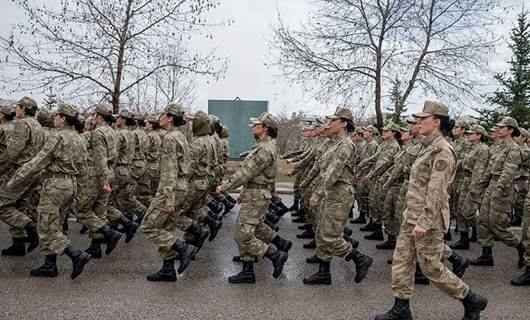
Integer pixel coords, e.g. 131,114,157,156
382,183,389,192
215,186,222,193
164,206,175,214
287,170,293,177
237,195,242,204
102,182,112,193
309,197,317,208
412,225,427,237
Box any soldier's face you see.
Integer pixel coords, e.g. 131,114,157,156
15,105,24,119
410,123,421,136
418,116,438,135
452,126,464,136
329,119,345,135
53,114,65,128
401,131,411,142
497,126,511,138
251,124,266,138
363,131,372,140
466,133,480,143
382,130,393,140
159,113,170,129
144,122,153,132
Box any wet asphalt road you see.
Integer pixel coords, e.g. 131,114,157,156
0,195,528,320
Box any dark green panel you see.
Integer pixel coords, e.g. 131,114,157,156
208,100,268,159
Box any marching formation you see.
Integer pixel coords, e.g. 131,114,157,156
1,97,529,319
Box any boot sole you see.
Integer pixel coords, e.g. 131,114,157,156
272,253,288,279
146,274,177,282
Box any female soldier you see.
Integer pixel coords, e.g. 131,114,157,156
303,107,373,285
8,103,91,279
450,125,490,250
375,101,487,320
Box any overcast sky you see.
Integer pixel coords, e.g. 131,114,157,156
0,0,526,117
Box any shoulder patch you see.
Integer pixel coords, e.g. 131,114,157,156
435,159,447,171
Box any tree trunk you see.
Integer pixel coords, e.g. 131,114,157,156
374,49,383,128
112,0,134,114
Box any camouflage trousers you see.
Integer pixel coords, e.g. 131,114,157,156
136,165,159,208
315,183,354,262
180,178,210,242
108,165,146,225
302,178,321,226
521,192,530,267
141,189,194,260
0,169,40,238
456,176,480,230
37,177,76,256
392,223,469,300
394,180,409,225
478,179,520,248
513,179,528,220
235,188,275,262
449,172,464,221
369,178,387,223
74,171,109,240
356,178,371,215
383,181,403,236
293,172,302,200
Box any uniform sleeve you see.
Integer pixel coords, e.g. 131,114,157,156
468,147,490,192
221,147,272,191
0,121,29,174
385,161,403,186
158,136,178,208
496,145,521,191
416,151,455,230
313,142,350,201
368,144,400,178
91,130,110,185
8,134,61,188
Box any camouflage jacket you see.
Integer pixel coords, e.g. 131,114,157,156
517,143,530,181
152,127,190,209
385,139,422,186
460,142,490,193
0,121,14,156
133,128,149,162
366,139,401,179
404,132,456,232
114,127,136,166
221,136,277,192
355,138,379,176
89,122,118,185
479,138,521,191
300,137,338,188
190,135,213,178
291,137,325,175
452,135,471,162
0,116,45,174
146,130,161,173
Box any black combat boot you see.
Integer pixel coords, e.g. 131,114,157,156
272,235,292,252
208,200,224,215
470,247,494,266
450,231,470,250
511,214,522,226
186,224,209,250
516,243,525,268
264,247,288,278
299,223,312,230
444,230,452,241
343,226,353,237
360,218,377,232
374,298,413,320
119,216,139,243
64,245,91,279
365,224,384,240
461,290,488,320
306,255,323,264
345,249,373,283
292,215,306,223
146,259,177,282
303,261,331,285
470,226,478,243
376,234,397,250
351,211,367,224
344,235,360,249
511,266,530,286
303,239,316,249
222,198,235,215
266,212,281,224
85,239,103,258
275,201,290,217
415,263,430,285
62,217,69,234
288,199,299,212
297,227,315,239
232,256,258,263
24,221,39,252
204,215,222,242
228,261,256,284
80,225,88,234
225,195,238,205
98,225,122,254
30,255,58,278
1,237,26,256
171,239,197,274
448,252,470,278
291,206,303,217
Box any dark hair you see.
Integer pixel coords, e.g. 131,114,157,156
267,126,278,139
25,106,38,117
510,126,521,137
213,122,223,136
394,131,403,145
123,117,135,127
342,118,355,133
148,121,160,130
136,119,145,127
167,114,186,127
98,112,114,125
62,114,84,133
434,115,455,137
4,113,15,121
480,134,488,143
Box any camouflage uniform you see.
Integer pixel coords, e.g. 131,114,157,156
137,116,162,207
449,123,471,227
513,130,530,221
355,131,380,216
0,105,15,186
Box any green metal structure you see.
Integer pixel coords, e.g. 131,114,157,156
208,99,268,159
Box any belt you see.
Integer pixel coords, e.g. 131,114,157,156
245,182,269,190
43,172,73,180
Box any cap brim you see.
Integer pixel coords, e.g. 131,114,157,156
406,119,418,124
326,115,340,120
412,112,432,118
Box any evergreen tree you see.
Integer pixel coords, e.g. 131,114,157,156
43,88,58,110
386,78,407,125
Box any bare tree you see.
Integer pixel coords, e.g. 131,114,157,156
0,0,227,113
269,0,500,127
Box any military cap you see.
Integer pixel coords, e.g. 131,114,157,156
406,118,419,124
362,125,379,135
93,104,112,115
382,122,400,132
220,125,230,138
0,105,14,116
16,96,38,109
400,126,411,132
190,110,208,119
455,119,470,130
316,117,327,125
209,115,220,123
303,124,314,131
164,102,185,117
496,116,518,128
117,108,133,119
249,112,279,129
489,126,498,132
145,114,159,123
56,103,79,118
354,127,364,134
321,119,332,130
413,100,449,118
520,128,530,139
326,107,353,121
85,115,93,124
465,124,487,136
36,109,53,127
132,111,145,121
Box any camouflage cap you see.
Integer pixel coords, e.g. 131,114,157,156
316,117,327,125
496,116,518,128
303,124,315,131
321,119,332,130
209,115,220,123
190,110,208,119
56,103,79,118
455,119,470,130
117,108,133,119
520,128,530,139
382,122,401,132
413,100,449,118
36,109,53,127
145,114,159,123
164,102,185,117
249,112,279,129
0,104,15,116
400,126,411,132
406,118,419,125
93,104,112,116
465,124,487,136
362,125,379,135
354,127,363,134
85,115,94,124
326,107,353,121
16,96,38,109
132,111,145,121
489,126,498,132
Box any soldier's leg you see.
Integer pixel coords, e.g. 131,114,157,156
489,187,521,248
315,198,352,261
74,178,107,238
477,186,495,248
391,224,417,299
366,180,384,240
